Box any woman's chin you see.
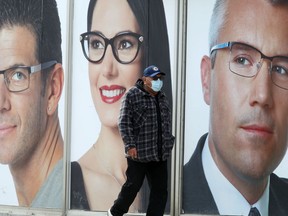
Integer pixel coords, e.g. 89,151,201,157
101,119,119,129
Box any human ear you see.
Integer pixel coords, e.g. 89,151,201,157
142,76,148,84
47,63,64,115
200,55,212,105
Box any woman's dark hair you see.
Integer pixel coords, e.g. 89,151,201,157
87,0,172,107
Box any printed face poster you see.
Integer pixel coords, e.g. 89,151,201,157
183,0,288,214
70,0,175,214
0,0,67,210
1,0,287,215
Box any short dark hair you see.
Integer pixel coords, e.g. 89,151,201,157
0,0,62,87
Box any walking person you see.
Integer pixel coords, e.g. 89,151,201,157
108,65,175,216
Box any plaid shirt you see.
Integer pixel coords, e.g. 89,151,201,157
118,79,175,162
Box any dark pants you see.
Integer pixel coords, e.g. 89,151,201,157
110,159,168,216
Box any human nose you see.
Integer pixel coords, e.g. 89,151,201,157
0,75,11,112
101,45,118,79
249,60,273,108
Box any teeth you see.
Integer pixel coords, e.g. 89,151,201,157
102,89,125,98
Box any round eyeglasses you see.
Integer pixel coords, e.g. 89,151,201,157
211,41,288,90
80,31,144,64
0,60,57,92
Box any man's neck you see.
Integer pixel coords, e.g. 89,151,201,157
144,85,158,96
9,117,64,206
203,137,269,216
207,137,268,204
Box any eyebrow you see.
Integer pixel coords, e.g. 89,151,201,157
0,63,30,71
89,30,137,38
238,41,288,57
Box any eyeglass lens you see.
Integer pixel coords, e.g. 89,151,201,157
82,33,141,64
0,60,56,92
4,67,30,92
229,43,288,90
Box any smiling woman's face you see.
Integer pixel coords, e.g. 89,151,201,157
89,0,143,128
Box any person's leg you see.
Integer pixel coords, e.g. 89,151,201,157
146,160,168,216
110,159,146,216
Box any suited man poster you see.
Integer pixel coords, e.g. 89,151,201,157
183,0,288,215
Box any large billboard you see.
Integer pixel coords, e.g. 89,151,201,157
0,0,67,210
70,0,175,214
1,0,287,215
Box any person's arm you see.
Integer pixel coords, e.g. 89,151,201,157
118,92,136,153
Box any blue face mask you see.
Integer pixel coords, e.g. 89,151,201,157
151,78,163,92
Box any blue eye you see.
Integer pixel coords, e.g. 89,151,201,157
271,65,288,76
11,69,28,81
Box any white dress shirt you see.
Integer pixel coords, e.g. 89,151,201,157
202,136,269,216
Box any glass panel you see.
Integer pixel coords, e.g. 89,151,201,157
0,0,66,212
183,1,288,215
70,0,175,215
182,1,214,214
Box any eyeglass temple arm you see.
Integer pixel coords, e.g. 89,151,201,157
210,42,231,54
30,60,57,74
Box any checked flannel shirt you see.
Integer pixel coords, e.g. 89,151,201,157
118,79,175,162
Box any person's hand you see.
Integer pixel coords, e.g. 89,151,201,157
127,147,137,159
